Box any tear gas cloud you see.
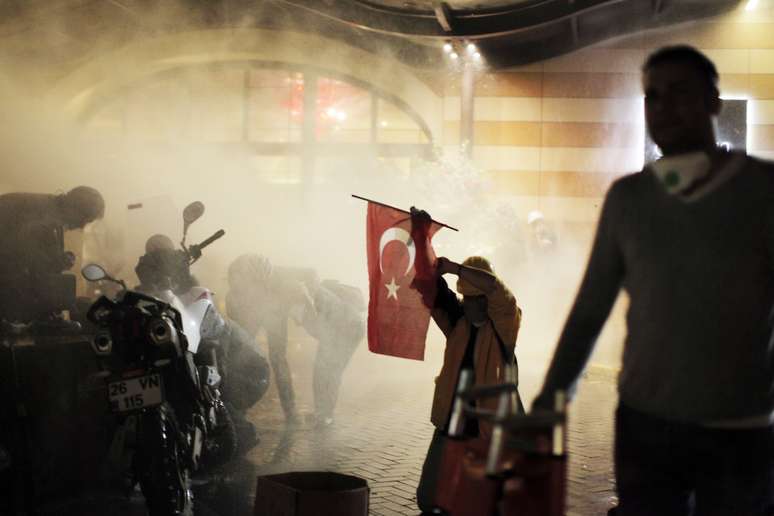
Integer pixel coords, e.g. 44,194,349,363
0,1,627,416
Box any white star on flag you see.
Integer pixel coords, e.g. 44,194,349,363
385,277,399,300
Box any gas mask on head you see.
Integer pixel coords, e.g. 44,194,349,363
650,151,711,195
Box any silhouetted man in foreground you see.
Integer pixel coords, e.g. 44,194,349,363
534,46,774,516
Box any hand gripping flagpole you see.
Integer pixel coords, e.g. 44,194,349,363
351,195,460,232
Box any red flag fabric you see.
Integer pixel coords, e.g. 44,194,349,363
366,202,442,360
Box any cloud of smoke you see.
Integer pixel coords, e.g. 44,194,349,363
0,1,629,432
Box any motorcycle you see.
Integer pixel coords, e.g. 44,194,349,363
81,226,235,516
135,202,269,449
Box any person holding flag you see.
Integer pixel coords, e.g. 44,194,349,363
409,207,524,515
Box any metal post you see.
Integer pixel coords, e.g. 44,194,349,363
242,69,250,142
460,61,475,157
447,369,473,437
485,391,511,476
302,72,318,182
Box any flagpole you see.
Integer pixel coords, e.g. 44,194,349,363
351,194,460,232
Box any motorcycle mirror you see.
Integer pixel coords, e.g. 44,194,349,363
82,263,108,282
183,201,205,227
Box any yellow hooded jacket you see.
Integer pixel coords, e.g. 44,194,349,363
429,274,521,436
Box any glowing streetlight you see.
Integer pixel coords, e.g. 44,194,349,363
443,42,453,53
450,52,459,60
466,42,477,54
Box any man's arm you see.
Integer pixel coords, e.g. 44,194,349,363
450,259,497,294
408,207,464,335
431,275,464,337
532,186,625,410
764,162,774,272
225,293,263,338
435,256,497,295
286,280,317,323
437,257,519,346
268,270,318,321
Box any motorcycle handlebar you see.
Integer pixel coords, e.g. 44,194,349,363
195,229,225,252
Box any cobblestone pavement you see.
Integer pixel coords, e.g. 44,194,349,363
21,330,619,516
206,332,620,516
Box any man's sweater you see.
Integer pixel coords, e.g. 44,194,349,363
536,154,774,422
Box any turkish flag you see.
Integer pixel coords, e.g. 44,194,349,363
366,202,442,360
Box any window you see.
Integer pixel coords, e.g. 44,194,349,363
189,67,244,143
124,77,190,141
316,78,371,144
246,70,303,143
84,62,435,181
377,98,430,144
715,99,747,151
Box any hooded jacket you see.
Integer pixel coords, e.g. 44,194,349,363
428,275,521,435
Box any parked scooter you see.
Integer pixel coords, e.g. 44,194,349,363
134,202,269,450
82,260,235,516
133,202,231,374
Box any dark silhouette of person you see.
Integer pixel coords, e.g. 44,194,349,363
534,46,774,516
226,254,364,427
0,186,104,320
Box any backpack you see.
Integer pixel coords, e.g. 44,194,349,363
320,279,366,313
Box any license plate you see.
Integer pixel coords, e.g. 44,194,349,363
108,373,163,413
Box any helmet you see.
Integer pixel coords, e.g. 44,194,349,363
145,234,175,253
228,254,272,287
527,210,544,226
60,186,105,228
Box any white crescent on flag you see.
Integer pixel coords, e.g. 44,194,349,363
379,227,415,276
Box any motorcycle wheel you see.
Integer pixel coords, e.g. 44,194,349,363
201,401,238,469
135,404,193,516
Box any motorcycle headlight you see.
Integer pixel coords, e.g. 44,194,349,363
92,332,112,356
148,317,176,346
